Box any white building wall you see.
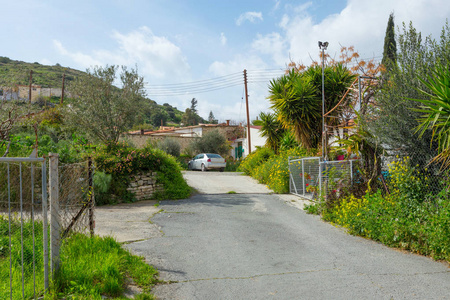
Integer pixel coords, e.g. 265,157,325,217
231,126,267,159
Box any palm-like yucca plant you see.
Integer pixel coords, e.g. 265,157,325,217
412,63,450,168
268,64,356,150
258,111,284,153
268,69,320,149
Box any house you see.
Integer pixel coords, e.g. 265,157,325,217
230,125,267,160
125,121,245,156
18,85,42,101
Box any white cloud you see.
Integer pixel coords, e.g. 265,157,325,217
236,11,263,26
53,40,102,69
251,33,286,65
273,0,281,11
250,0,450,68
220,32,227,46
53,26,190,82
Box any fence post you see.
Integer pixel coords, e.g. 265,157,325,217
42,159,49,291
301,159,305,196
88,157,94,237
319,161,323,199
49,153,60,280
288,157,291,194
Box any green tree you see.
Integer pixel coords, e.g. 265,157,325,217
382,12,397,71
181,108,197,126
190,129,229,156
369,21,450,168
66,65,145,144
190,98,198,114
208,111,218,124
150,108,169,127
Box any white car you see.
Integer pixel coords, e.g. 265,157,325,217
188,153,226,172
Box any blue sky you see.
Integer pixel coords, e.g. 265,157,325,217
1,0,449,122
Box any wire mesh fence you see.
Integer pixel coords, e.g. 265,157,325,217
288,156,321,199
0,158,49,300
289,151,448,201
1,155,94,299
58,159,94,239
320,160,358,198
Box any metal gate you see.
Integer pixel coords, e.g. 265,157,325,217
289,156,321,199
289,157,359,200
0,157,49,299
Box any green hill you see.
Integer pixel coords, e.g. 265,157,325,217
0,56,85,88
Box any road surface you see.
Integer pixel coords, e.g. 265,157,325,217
101,171,450,299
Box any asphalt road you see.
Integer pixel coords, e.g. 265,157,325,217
121,172,450,299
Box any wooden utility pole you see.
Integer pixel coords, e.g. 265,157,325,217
60,73,65,105
243,69,251,154
28,70,33,104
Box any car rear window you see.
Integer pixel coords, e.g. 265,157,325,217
207,154,222,158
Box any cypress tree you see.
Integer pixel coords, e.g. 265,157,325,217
382,13,397,71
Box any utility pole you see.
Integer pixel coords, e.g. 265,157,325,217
318,41,329,160
28,70,33,104
243,69,251,154
60,73,65,105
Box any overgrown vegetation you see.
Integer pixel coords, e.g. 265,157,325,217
305,158,450,262
93,141,191,204
0,217,158,299
303,19,450,263
239,147,314,193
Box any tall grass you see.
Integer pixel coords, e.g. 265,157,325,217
55,234,158,299
0,217,158,299
0,215,45,299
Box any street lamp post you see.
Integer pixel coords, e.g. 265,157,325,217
318,41,328,160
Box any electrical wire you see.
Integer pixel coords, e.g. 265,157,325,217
145,69,284,97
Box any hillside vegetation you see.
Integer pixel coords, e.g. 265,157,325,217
0,56,184,127
0,56,84,87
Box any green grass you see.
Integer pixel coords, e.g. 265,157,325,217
305,159,450,262
55,234,159,299
0,216,159,299
0,215,46,300
227,191,237,194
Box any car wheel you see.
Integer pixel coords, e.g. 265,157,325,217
188,163,192,170
220,168,225,172
201,164,207,172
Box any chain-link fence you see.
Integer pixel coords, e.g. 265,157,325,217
58,159,94,239
320,160,358,198
1,154,95,299
289,151,448,201
380,152,448,196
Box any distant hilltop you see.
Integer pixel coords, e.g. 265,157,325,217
0,56,85,89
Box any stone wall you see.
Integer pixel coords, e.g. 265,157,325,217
126,171,164,201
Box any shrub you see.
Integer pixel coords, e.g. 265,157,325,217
93,171,113,205
238,147,274,175
93,141,191,203
239,147,314,193
225,159,241,172
189,129,229,156
157,138,181,157
309,158,450,262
